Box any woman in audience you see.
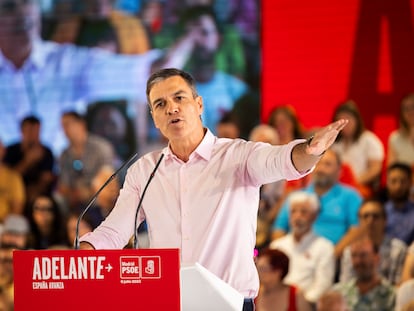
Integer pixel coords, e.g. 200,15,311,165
65,211,94,248
331,100,385,198
267,105,309,194
255,248,312,311
267,105,305,145
387,93,414,167
27,195,67,249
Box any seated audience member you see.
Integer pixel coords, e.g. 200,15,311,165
382,163,414,245
316,289,350,311
50,0,150,54
88,165,121,227
270,191,335,305
4,115,55,204
402,241,414,283
333,237,396,311
267,105,305,145
65,212,94,248
271,148,362,258
0,214,31,250
216,112,241,139
0,141,25,222
340,199,407,285
331,100,385,198
58,111,116,210
27,195,67,249
249,124,285,250
256,248,312,311
268,105,309,194
387,93,414,168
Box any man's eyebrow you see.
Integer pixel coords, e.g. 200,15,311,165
151,89,189,106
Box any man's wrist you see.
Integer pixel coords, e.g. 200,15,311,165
306,135,326,157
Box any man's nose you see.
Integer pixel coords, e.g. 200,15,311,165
166,101,179,115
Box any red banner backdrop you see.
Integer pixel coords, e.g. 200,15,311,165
262,0,414,144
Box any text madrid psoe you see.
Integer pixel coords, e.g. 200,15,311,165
32,256,106,280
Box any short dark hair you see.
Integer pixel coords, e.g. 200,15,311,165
61,110,86,123
21,115,40,128
358,198,387,220
387,162,412,180
146,68,198,107
259,248,290,280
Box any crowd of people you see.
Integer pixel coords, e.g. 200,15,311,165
1,0,414,310
252,95,414,310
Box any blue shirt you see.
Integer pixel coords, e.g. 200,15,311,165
0,39,161,156
385,200,414,245
272,183,362,244
197,71,247,134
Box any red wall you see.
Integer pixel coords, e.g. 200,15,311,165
261,0,414,144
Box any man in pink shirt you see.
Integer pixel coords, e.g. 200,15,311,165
80,68,348,310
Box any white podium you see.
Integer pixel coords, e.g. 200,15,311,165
180,263,244,311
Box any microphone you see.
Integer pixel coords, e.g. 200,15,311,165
133,153,164,249
74,153,139,250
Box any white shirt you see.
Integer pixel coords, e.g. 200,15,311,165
270,231,335,303
81,130,310,298
332,130,384,180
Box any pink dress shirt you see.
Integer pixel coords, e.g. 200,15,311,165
80,129,309,298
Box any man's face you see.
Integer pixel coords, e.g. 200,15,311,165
386,168,411,202
358,201,386,237
61,115,86,141
290,200,317,237
350,239,378,282
188,14,220,60
149,76,203,142
312,150,340,188
0,0,39,39
21,122,40,145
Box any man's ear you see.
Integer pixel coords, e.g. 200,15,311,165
197,96,203,115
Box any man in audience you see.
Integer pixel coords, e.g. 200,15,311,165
333,237,396,310
3,116,55,204
0,0,188,155
340,198,407,285
0,214,31,250
57,111,115,210
271,148,363,258
382,162,414,245
270,191,335,305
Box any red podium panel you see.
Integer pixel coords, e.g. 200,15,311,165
14,249,180,311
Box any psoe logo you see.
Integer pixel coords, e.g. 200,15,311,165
141,256,161,279
120,256,140,279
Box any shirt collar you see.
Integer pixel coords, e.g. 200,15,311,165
0,38,48,70
28,38,48,69
163,128,215,162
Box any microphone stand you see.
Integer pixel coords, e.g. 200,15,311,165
74,153,139,250
133,153,164,249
